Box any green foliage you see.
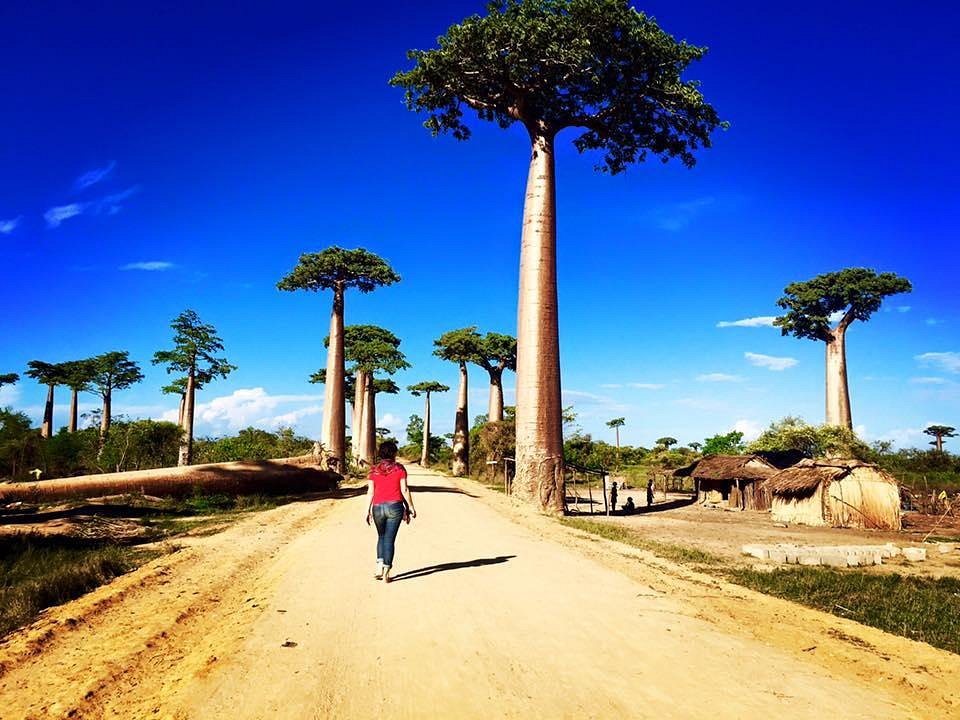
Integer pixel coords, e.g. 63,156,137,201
924,425,957,451
401,414,449,463
701,430,744,456
408,381,450,397
152,310,235,383
342,325,410,375
434,326,482,363
89,351,144,399
0,407,38,480
655,436,677,449
276,247,400,294
194,427,314,464
25,360,67,386
747,417,871,460
774,268,912,342
0,373,19,387
606,417,625,429
391,0,726,173
472,332,517,374
728,567,960,656
60,358,97,392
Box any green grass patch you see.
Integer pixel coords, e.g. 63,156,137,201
727,567,960,655
561,517,723,566
0,535,155,637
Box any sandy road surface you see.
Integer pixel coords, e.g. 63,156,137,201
1,464,958,719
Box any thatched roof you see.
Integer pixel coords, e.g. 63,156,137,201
768,458,897,496
683,455,776,481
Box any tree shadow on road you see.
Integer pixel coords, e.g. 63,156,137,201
409,485,478,497
390,555,515,581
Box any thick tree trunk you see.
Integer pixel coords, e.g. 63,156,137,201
68,389,79,433
177,393,186,428
421,392,431,467
488,368,504,423
513,132,564,513
321,282,346,468
361,374,376,467
451,361,469,477
824,325,853,430
615,428,620,450
352,370,367,467
934,435,944,453
41,384,54,439
100,387,112,437
178,371,196,467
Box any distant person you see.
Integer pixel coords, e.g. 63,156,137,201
365,441,416,583
647,478,655,508
623,497,636,514
609,481,618,513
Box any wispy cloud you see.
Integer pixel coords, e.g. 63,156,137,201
650,196,715,231
733,419,762,441
0,216,21,234
926,318,941,326
696,373,743,383
896,305,912,313
629,382,665,390
96,185,140,214
717,316,776,328
915,351,960,374
599,383,622,389
910,377,948,385
120,261,174,271
44,203,87,227
745,352,798,371
164,388,324,433
74,161,116,191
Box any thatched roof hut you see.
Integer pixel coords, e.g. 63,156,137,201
680,455,776,511
768,459,901,530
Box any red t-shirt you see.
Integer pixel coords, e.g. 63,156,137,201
370,461,407,504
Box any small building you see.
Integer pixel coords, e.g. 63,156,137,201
675,455,776,511
768,459,901,530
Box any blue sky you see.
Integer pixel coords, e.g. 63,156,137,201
2,1,958,451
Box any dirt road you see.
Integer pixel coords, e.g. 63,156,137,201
1,464,958,719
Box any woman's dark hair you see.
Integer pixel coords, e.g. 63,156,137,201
378,440,398,461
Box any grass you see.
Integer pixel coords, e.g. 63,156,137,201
0,535,156,637
727,567,960,655
562,515,960,655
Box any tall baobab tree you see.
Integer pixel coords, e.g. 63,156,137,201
342,325,409,467
25,361,67,438
61,359,97,433
924,425,956,453
774,268,911,429
472,333,517,423
392,0,724,511
153,310,235,466
606,417,625,451
277,248,400,470
408,381,449,466
0,373,18,388
89,351,144,438
434,327,482,477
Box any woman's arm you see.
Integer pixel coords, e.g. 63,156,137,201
365,478,374,524
399,471,416,518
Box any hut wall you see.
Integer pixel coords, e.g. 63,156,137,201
826,471,901,530
742,480,771,511
771,485,826,526
697,480,730,505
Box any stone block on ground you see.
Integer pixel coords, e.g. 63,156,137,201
742,545,769,560
821,554,849,568
902,547,927,562
798,555,821,566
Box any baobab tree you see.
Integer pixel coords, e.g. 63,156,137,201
434,327,482,477
393,0,724,511
606,417,625,450
472,333,517,423
925,425,956,453
0,373,18,387
656,437,677,451
61,358,97,433
774,268,911,429
408,381,450,466
277,248,400,470
89,351,144,438
25,361,67,438
342,325,409,467
153,310,235,466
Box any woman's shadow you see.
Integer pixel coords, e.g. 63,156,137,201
389,555,515,582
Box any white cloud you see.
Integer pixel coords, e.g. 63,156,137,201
896,306,911,313
716,316,776,328
186,388,323,433
876,426,925,448
74,161,116,191
915,351,960,374
926,318,941,326
44,203,87,227
910,376,948,385
629,382,665,390
600,383,622,389
379,413,402,430
651,196,715,231
733,419,762,441
120,261,175,271
827,310,845,324
696,373,743,383
745,352,798,371
96,185,140,215
0,384,21,406
0,216,21,234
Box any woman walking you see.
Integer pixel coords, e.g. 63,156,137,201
365,440,416,583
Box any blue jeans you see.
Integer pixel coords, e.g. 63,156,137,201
373,501,404,567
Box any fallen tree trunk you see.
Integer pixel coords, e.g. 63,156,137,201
0,456,341,504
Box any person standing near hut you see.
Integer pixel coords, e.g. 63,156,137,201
609,481,618,513
365,441,416,583
647,478,655,508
